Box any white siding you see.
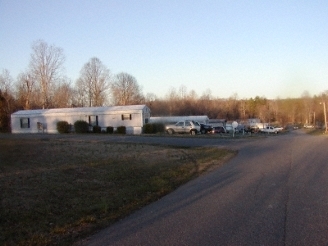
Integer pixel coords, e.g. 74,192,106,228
11,105,150,135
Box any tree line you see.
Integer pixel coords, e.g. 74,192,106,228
0,40,327,132
148,88,327,128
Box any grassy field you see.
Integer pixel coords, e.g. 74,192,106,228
0,136,236,245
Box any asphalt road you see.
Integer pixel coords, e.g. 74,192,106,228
19,131,327,246
72,130,328,246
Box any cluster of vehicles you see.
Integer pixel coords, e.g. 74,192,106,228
165,120,284,135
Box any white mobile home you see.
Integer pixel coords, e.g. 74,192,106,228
209,119,227,127
247,118,268,129
149,115,209,124
11,105,151,135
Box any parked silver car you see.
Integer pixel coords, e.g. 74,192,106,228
165,120,200,135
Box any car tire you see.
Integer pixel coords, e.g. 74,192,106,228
167,129,174,135
190,130,196,135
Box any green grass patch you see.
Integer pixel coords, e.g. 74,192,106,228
0,137,236,245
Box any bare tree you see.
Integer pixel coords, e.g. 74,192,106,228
74,79,88,107
179,85,187,99
225,93,240,120
110,72,144,106
52,78,74,108
198,89,213,116
145,92,157,103
15,72,37,109
29,40,65,109
165,87,179,115
301,90,314,125
0,69,15,131
239,99,247,120
187,90,198,101
0,69,13,94
77,57,110,107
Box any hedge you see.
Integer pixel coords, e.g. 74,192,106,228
92,125,101,133
106,126,114,134
144,123,165,134
74,120,89,133
56,121,70,134
116,126,126,134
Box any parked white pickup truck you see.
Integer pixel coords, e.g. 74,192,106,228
259,126,283,134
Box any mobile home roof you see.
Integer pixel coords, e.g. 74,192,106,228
12,105,148,117
150,115,209,123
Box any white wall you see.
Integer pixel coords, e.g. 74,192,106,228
11,108,147,134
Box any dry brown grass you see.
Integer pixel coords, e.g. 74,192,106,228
0,135,236,245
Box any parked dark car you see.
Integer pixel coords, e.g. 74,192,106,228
200,123,213,134
211,126,226,134
244,126,259,133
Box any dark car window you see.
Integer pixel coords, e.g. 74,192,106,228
193,121,200,126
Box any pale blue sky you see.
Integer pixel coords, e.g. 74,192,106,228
1,0,328,99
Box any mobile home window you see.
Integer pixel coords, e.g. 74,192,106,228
121,114,132,120
88,115,98,126
20,118,30,128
